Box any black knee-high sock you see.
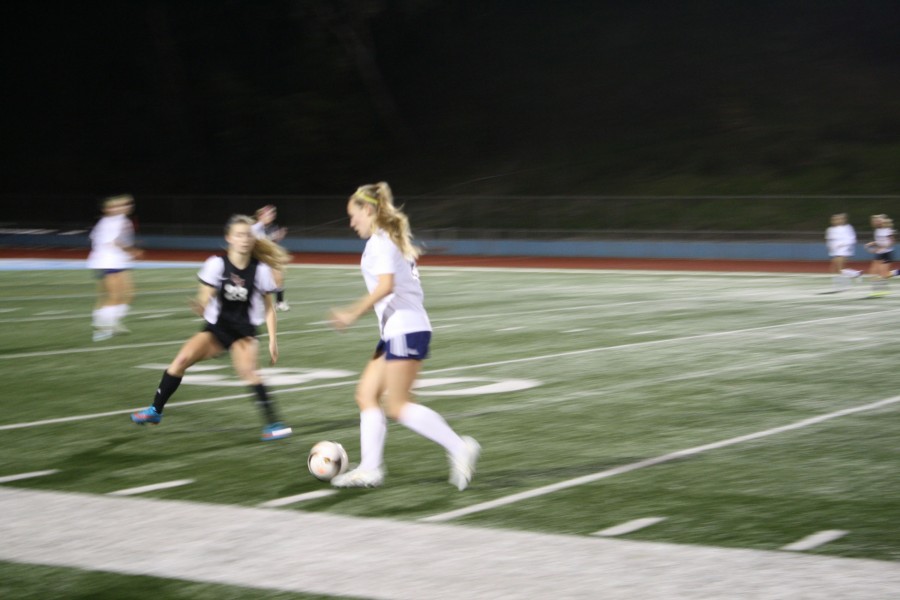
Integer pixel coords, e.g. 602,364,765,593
276,289,284,302
252,383,279,424
153,371,182,413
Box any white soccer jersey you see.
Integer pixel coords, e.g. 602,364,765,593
873,227,895,253
826,224,856,257
86,214,135,269
361,231,431,338
198,255,277,326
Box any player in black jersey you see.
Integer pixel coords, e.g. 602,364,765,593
131,215,294,441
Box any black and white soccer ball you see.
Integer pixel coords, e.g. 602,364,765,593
307,441,349,481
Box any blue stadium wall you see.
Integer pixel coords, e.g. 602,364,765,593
1,232,847,261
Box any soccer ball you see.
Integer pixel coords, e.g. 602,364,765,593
307,441,349,481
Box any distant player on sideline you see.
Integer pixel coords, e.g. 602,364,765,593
825,212,861,291
865,214,895,297
86,194,140,341
328,182,480,490
131,215,293,441
252,204,290,311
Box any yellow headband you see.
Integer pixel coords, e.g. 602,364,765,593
356,191,379,206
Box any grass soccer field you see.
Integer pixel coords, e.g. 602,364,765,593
1,260,898,598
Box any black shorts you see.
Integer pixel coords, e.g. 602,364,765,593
876,251,894,264
203,321,257,350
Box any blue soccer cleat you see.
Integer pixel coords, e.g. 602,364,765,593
261,422,292,441
131,406,162,425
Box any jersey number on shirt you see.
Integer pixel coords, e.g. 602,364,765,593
224,282,248,302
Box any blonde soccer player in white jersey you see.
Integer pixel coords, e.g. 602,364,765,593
865,214,895,296
86,194,141,341
825,213,861,291
328,182,480,490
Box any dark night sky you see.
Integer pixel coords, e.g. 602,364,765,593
3,1,900,196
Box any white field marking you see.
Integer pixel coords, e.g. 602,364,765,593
138,363,227,372
107,479,194,497
563,328,590,333
288,261,821,279
0,323,369,360
498,326,524,331
782,530,849,552
0,312,896,430
0,282,870,360
420,264,825,277
593,517,668,537
258,489,337,508
436,338,887,419
138,313,174,319
419,307,900,376
0,288,195,303
0,307,193,324
0,379,358,431
0,469,59,484
0,308,20,313
0,297,334,325
421,395,900,523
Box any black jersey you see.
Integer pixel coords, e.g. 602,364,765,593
197,255,276,332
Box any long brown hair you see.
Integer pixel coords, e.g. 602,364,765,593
350,182,420,260
226,214,291,269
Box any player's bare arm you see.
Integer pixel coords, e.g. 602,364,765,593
330,273,394,331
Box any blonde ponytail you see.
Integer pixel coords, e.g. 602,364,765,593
350,182,421,260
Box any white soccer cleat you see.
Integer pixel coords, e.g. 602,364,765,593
276,301,290,312
92,328,113,342
449,436,481,491
331,466,384,488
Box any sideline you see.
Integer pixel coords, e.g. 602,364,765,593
2,487,898,599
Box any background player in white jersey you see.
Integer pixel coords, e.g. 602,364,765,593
86,194,141,341
825,213,861,291
328,182,480,490
131,215,293,441
252,204,290,311
865,214,895,296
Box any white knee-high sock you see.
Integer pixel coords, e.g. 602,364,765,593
94,306,116,329
358,408,387,471
397,402,465,457
113,304,129,324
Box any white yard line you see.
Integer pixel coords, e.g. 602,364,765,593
782,530,850,551
421,308,900,375
593,517,668,537
448,338,887,420
108,479,194,497
0,469,59,484
258,489,337,508
0,289,195,303
421,395,900,523
1,310,897,430
2,487,897,600
0,298,336,325
0,380,357,431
